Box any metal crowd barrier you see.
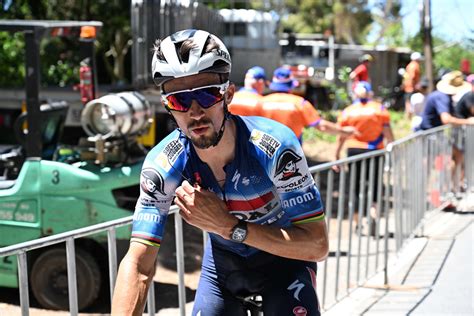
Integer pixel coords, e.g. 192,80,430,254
1,125,472,315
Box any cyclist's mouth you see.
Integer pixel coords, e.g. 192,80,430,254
191,126,209,135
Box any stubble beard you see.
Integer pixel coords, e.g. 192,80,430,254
187,119,218,149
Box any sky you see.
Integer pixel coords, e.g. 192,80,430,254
400,0,473,45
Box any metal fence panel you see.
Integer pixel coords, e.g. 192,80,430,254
1,125,473,315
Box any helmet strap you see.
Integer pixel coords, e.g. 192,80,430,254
211,100,231,147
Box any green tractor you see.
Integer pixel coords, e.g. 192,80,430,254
0,20,151,310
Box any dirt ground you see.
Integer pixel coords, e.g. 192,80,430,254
303,139,338,163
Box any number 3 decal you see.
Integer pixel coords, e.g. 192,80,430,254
52,170,60,184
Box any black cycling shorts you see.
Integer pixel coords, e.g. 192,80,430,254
192,240,321,316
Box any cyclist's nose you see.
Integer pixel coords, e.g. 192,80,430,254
188,100,205,119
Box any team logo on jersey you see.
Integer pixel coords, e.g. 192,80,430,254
275,149,302,181
156,139,184,171
250,129,281,158
141,168,165,198
133,209,161,223
282,191,315,208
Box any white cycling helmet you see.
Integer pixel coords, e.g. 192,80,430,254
410,52,422,61
152,29,231,87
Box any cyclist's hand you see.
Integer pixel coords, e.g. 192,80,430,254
174,180,236,237
467,117,474,125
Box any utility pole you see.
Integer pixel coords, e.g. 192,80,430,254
423,0,434,92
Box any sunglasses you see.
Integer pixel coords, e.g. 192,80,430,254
161,81,229,112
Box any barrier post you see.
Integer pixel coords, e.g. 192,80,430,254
66,238,78,316
17,251,30,316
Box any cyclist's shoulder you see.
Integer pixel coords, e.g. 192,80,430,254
238,115,293,138
144,129,187,167
236,115,300,156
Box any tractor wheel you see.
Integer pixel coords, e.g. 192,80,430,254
30,247,101,311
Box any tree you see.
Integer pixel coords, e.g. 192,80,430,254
432,39,474,76
366,0,404,47
282,0,333,34
0,0,131,86
0,32,26,87
333,0,372,44
282,0,372,44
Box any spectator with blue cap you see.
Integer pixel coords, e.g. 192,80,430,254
335,81,394,236
268,67,299,92
260,67,357,143
228,66,267,116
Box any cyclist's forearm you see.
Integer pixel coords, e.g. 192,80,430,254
112,256,154,315
243,220,328,262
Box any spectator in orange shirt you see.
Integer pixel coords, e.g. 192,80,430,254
335,81,394,236
228,66,267,116
261,67,357,144
403,52,422,118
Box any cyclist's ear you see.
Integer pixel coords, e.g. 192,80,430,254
225,82,235,104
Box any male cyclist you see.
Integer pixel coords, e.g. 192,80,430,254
111,29,328,316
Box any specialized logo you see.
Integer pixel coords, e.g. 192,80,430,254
250,129,281,158
282,192,315,208
231,170,260,190
293,306,308,316
141,168,165,198
156,139,184,171
214,49,231,62
275,149,302,181
288,279,305,301
231,169,241,191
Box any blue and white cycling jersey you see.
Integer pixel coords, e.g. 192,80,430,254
131,115,324,257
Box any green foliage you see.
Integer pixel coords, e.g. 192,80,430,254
282,0,333,34
432,39,474,75
283,0,372,44
337,66,352,83
381,23,407,47
0,0,131,86
0,31,80,87
388,109,411,139
0,32,26,87
407,29,424,53
303,125,337,143
322,67,352,109
302,109,339,143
